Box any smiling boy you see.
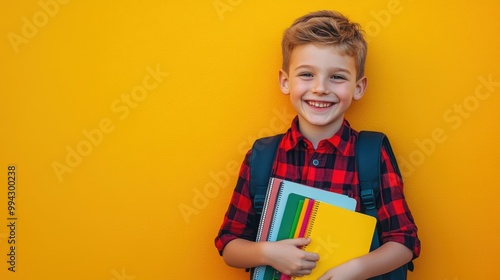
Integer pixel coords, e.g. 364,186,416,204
215,10,420,279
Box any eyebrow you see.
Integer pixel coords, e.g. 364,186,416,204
294,65,352,75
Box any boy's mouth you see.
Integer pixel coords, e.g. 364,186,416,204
306,100,334,108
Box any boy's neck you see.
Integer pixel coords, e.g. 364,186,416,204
297,118,343,149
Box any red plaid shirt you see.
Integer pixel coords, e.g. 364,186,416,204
215,118,420,258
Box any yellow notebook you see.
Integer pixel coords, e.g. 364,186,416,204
293,200,377,280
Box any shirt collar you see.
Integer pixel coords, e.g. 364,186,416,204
284,116,354,156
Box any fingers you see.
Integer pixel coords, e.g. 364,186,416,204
271,238,320,277
287,260,317,278
291,268,312,277
305,250,320,262
290,245,320,277
285,238,320,261
283,237,311,247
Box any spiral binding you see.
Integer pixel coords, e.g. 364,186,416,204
303,201,320,248
267,183,285,241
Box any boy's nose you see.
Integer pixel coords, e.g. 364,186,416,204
312,79,330,94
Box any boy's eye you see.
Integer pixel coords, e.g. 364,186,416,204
331,75,345,80
299,73,313,78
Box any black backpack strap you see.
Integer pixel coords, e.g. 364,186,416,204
356,131,385,251
249,134,284,216
356,131,385,217
357,131,411,279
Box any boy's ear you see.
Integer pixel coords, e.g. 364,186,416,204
353,76,367,101
279,69,290,95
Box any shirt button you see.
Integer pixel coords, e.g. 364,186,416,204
312,159,319,166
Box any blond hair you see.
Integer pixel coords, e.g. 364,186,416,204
281,10,367,80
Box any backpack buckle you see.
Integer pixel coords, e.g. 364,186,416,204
254,194,265,215
360,187,376,210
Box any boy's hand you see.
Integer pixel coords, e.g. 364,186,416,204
264,238,319,277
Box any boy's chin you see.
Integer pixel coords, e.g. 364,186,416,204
298,116,343,128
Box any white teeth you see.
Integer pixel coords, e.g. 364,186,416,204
307,101,332,108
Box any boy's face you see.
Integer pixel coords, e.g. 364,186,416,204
279,43,367,136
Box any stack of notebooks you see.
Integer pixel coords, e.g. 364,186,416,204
252,178,376,280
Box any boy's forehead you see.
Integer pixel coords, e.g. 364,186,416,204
289,44,357,71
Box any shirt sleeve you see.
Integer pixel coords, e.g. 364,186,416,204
377,146,421,259
214,150,259,255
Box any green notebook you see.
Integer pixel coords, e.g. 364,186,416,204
276,193,305,241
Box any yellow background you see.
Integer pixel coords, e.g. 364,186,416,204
1,0,499,279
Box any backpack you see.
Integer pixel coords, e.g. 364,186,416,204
248,131,413,280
